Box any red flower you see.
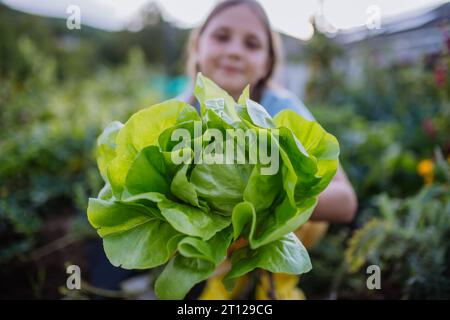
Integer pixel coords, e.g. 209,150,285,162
434,65,446,87
422,118,436,138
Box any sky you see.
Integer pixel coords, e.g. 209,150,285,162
2,0,448,40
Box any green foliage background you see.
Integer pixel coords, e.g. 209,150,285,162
1,3,449,299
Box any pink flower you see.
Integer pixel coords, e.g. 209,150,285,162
434,65,446,87
422,118,436,138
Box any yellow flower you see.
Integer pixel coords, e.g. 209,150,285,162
417,159,434,185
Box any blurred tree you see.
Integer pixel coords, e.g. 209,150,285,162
0,2,190,81
303,20,345,105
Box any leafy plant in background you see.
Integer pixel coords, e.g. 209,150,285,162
297,28,450,299
87,73,340,299
302,22,346,106
300,151,449,300
0,39,162,265
307,44,448,228
313,106,421,209
344,152,450,299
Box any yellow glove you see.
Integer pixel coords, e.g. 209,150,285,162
255,272,306,300
199,221,328,300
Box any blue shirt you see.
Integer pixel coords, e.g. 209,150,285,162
177,86,314,121
260,87,314,121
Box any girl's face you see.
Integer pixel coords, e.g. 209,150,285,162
196,4,271,99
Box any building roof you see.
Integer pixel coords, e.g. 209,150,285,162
336,2,450,45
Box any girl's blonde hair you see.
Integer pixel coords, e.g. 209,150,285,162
184,0,283,103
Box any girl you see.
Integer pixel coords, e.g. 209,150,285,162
178,0,357,299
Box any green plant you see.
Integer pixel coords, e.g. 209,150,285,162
0,40,162,265
345,162,450,299
87,73,340,299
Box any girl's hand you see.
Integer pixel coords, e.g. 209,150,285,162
212,238,249,278
227,237,248,257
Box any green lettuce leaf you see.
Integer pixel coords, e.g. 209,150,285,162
194,73,240,124
223,232,311,291
107,100,197,198
274,109,339,196
170,164,199,207
88,73,341,300
190,163,253,215
154,227,233,299
87,198,182,269
157,197,231,240
125,145,169,196
97,121,123,183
